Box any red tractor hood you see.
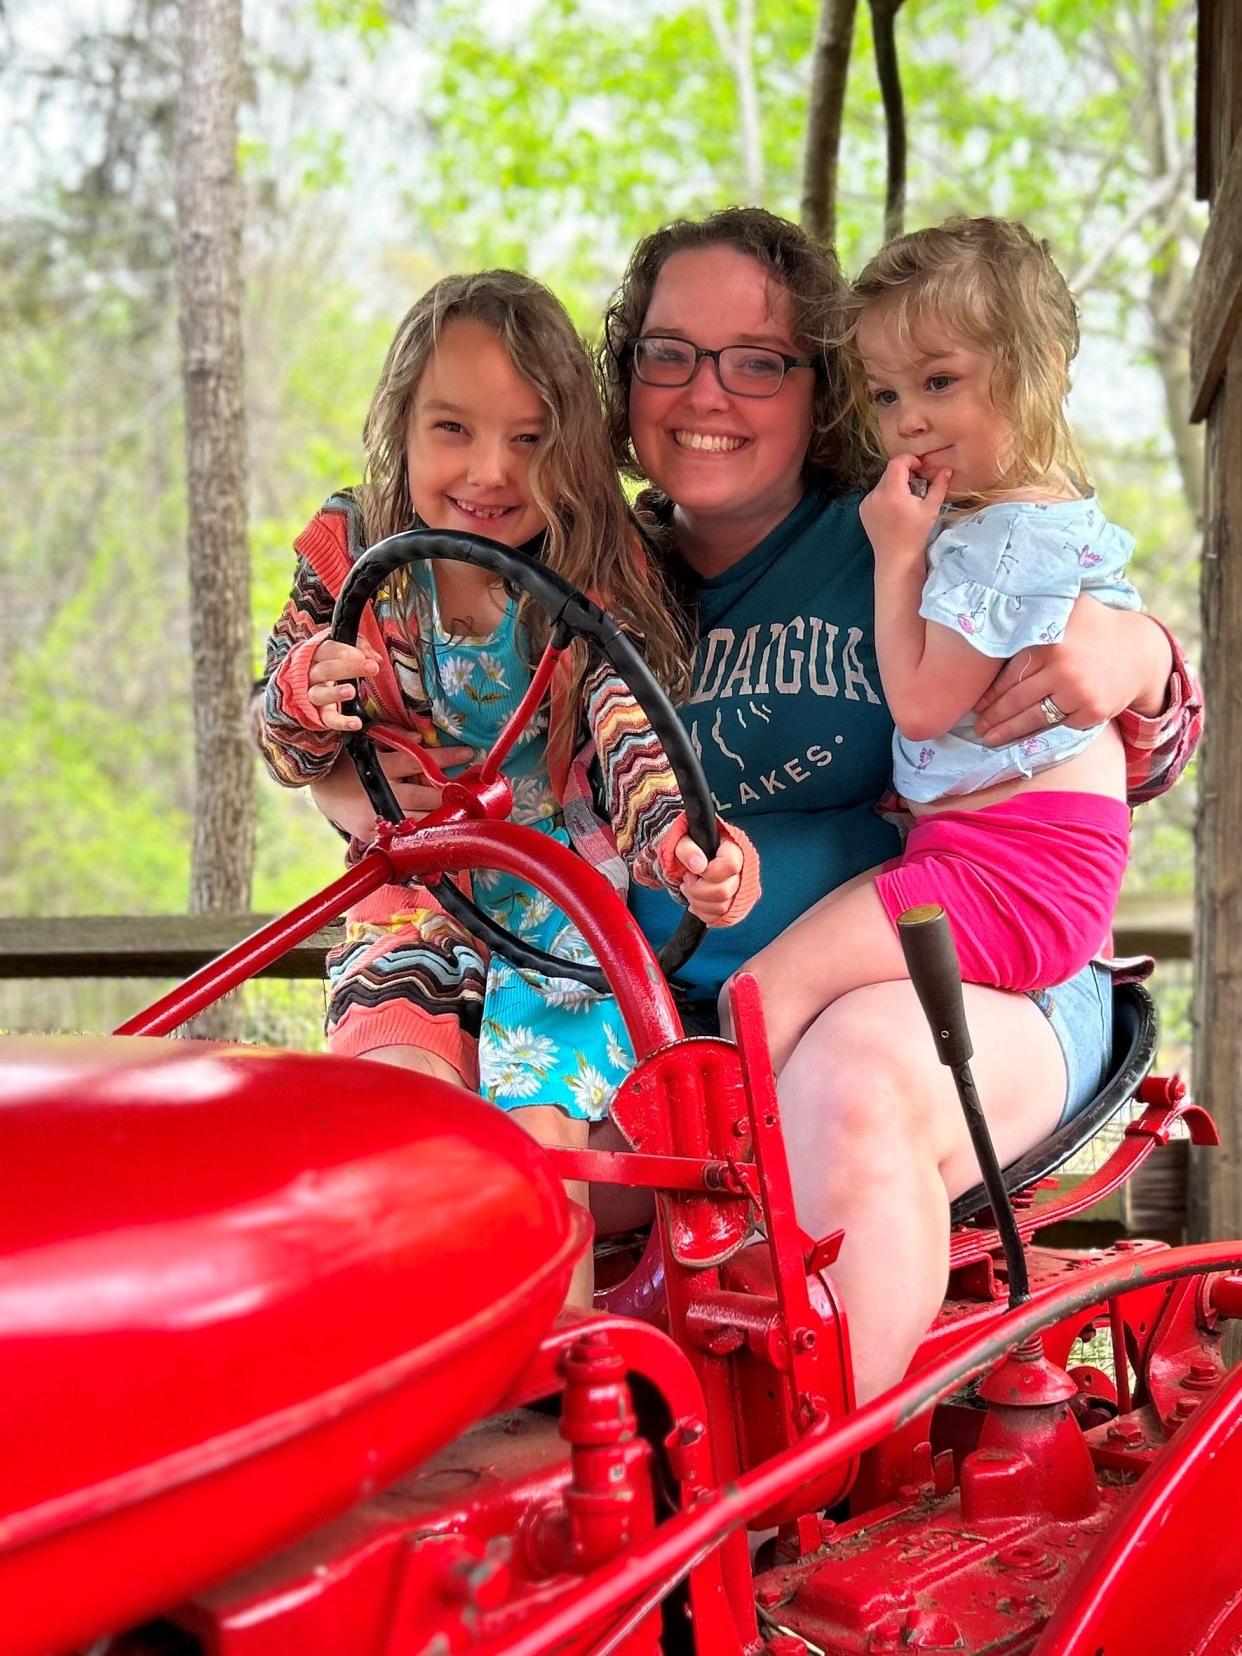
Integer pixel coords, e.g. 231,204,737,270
0,1036,581,1655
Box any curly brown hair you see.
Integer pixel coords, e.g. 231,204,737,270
598,206,875,498
358,270,692,732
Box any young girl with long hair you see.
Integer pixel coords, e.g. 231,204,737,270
255,271,758,1289
742,217,1141,1073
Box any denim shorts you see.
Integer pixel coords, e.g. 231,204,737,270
1028,959,1114,1129
681,959,1115,1131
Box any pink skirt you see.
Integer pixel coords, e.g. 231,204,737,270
874,791,1130,993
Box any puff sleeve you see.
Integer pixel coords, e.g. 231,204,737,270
919,507,1129,658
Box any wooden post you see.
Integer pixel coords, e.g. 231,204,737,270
1189,0,1242,1239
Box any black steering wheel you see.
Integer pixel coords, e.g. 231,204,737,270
330,528,719,994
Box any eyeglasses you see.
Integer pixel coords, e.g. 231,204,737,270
631,334,815,398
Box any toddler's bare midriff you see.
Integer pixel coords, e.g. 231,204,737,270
907,721,1126,818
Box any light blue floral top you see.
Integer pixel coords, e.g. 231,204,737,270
894,496,1141,803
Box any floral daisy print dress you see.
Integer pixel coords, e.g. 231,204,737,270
406,563,634,1122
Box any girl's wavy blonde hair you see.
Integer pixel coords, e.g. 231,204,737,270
598,206,875,498
359,270,692,744
844,216,1088,503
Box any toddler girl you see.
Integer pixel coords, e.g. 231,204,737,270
254,271,758,1276
742,217,1139,1074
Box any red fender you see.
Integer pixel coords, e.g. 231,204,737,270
0,1036,582,1656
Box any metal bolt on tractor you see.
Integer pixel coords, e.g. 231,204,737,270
3,533,1239,1656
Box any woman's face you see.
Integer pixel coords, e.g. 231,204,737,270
628,245,816,539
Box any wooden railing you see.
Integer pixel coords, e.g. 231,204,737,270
0,893,1194,980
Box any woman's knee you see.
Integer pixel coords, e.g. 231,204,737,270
781,998,928,1142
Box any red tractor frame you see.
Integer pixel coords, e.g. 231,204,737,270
3,531,1239,1656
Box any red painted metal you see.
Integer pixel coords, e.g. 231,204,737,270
366,720,454,784
1035,1361,1242,1654
481,1242,1242,1656
546,1145,761,1198
1139,1272,1228,1434
0,1035,582,1656
965,1338,1098,1523
948,1088,1218,1269
478,636,566,783
12,743,1242,1655
608,1038,756,1267
499,1313,742,1654
754,1484,1134,1655
1107,1294,1133,1412
118,822,681,1056
554,1332,655,1577
114,854,397,1035
1211,1270,1242,1319
153,1411,595,1655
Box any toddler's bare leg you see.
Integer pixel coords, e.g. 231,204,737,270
731,877,909,1076
364,1049,594,1307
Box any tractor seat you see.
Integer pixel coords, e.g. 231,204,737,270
949,979,1158,1227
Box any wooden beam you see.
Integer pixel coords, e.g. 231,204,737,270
1107,893,1194,962
1190,323,1242,1241
1190,129,1242,421
0,895,1192,981
0,915,342,980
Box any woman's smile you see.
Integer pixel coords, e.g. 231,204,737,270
629,245,815,551
671,429,749,453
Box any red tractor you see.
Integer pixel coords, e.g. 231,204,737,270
3,532,1239,1656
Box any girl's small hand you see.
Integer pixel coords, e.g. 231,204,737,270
860,456,952,559
674,836,744,923
306,640,382,731
310,742,476,841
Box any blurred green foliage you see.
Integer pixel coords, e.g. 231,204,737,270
0,0,1201,1046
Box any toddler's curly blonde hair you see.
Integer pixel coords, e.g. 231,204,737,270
844,216,1089,502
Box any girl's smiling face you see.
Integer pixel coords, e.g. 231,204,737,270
856,308,1017,498
628,245,816,544
406,317,549,547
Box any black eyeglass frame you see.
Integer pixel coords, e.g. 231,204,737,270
630,334,817,398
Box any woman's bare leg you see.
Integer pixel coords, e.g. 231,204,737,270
778,980,1065,1402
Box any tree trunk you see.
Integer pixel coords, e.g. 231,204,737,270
174,0,253,1041
1190,326,1242,1240
800,0,858,241
871,0,907,243
705,0,766,202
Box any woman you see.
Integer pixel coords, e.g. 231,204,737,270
596,207,1198,1400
